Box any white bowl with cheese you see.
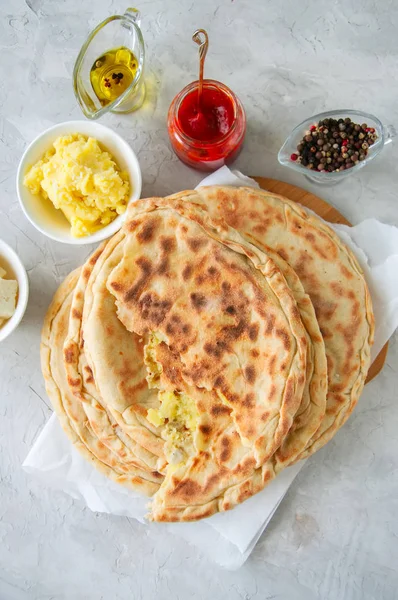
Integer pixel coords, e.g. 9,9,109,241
16,121,142,245
0,239,29,342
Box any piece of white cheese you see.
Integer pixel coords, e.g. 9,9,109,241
0,267,6,278
0,278,18,318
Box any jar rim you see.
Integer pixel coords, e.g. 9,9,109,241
170,79,244,147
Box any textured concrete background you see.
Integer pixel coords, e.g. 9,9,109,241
1,0,398,598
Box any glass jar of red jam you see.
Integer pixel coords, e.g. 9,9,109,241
167,79,246,171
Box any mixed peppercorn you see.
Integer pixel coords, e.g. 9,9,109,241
291,117,378,173
103,72,124,88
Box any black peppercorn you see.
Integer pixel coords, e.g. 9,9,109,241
292,116,377,174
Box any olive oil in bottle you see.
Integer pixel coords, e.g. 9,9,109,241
90,47,139,107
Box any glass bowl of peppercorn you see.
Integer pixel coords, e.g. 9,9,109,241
278,110,391,185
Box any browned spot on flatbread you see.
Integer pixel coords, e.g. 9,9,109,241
199,424,212,436
214,375,225,388
110,281,123,292
220,436,232,462
140,293,172,326
294,250,314,278
283,378,295,411
268,355,277,376
190,292,207,311
186,237,208,252
171,478,201,500
64,344,76,364
210,404,231,417
123,257,153,303
320,327,333,340
182,264,193,280
207,266,219,277
160,236,176,253
269,384,277,401
204,341,226,359
275,327,291,352
305,232,316,243
248,323,259,341
84,365,94,384
251,348,260,358
136,217,158,243
71,308,81,320
278,248,289,261
315,297,338,321
242,392,255,408
89,248,103,266
67,375,80,388
341,264,354,279
330,281,345,297
156,258,169,276
253,224,267,236
233,456,256,477
263,469,273,484
244,365,256,384
265,314,276,335
104,322,114,336
127,218,139,232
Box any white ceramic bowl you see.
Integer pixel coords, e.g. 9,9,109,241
16,120,142,244
0,239,29,342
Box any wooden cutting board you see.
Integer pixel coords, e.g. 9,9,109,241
252,176,387,384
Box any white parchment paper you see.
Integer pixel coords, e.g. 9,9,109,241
23,166,398,569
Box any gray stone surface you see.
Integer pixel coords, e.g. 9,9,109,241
0,0,397,598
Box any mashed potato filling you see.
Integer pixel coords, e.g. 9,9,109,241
23,134,129,237
144,332,164,389
145,333,198,464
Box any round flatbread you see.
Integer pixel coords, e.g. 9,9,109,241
108,197,308,466
41,269,161,494
103,197,310,519
62,239,167,477
180,186,374,459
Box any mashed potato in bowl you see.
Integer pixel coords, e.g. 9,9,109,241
23,134,130,237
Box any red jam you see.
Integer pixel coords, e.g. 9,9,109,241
168,80,246,171
177,87,235,142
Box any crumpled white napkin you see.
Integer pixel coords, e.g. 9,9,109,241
23,166,398,569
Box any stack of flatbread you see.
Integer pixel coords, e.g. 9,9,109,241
41,187,374,522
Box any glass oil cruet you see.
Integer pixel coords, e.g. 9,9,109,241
73,8,146,119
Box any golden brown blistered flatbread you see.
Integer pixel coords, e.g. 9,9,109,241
73,226,286,521
108,197,308,466
40,269,161,495
62,237,167,478
106,197,309,519
179,186,374,459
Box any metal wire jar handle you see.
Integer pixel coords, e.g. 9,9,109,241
192,29,209,106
